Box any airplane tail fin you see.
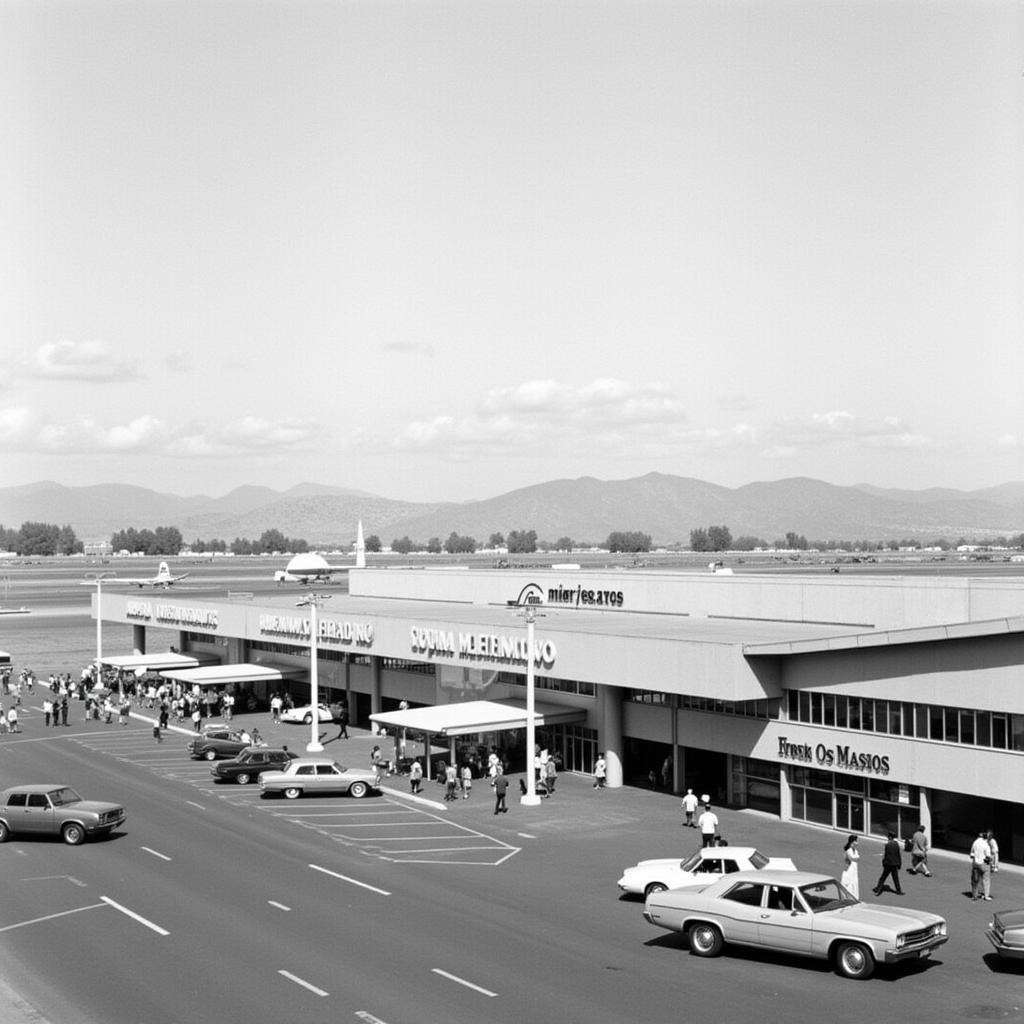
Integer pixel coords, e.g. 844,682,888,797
158,561,170,577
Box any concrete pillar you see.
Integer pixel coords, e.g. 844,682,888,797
779,764,792,821
370,656,382,724
600,684,624,788
919,788,931,833
132,624,146,654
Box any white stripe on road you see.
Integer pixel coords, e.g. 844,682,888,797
100,896,169,936
308,863,391,895
267,900,291,911
278,970,328,996
184,800,206,810
431,968,497,997
0,902,106,933
140,846,172,861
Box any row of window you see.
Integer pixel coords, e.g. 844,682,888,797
786,691,1024,752
628,690,779,719
499,672,596,697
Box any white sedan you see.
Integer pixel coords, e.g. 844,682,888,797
617,846,796,898
279,703,333,725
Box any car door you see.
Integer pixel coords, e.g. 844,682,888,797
23,792,55,834
313,763,345,792
717,881,766,945
757,884,814,953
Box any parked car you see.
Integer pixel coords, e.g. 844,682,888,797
987,909,1024,961
259,758,378,799
210,747,297,784
643,869,948,980
187,729,250,761
279,703,333,725
618,846,797,897
0,784,126,845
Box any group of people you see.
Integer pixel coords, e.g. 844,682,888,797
838,824,1001,901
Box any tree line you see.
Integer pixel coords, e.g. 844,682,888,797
0,521,83,556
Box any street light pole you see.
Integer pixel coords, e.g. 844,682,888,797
521,603,541,806
82,572,115,693
298,593,330,753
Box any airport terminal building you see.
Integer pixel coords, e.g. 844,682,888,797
94,567,1024,863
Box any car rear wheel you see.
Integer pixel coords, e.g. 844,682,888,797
283,787,302,800
0,821,9,843
236,772,252,785
302,713,313,725
62,822,86,846
204,749,217,761
349,781,368,798
644,882,668,897
835,941,874,980
688,923,724,958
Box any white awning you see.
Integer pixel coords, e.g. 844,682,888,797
101,652,219,672
369,698,587,738
159,663,303,687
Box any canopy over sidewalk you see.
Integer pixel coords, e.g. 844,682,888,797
158,663,303,687
101,652,219,673
369,697,586,738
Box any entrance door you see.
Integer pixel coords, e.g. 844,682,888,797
836,792,865,833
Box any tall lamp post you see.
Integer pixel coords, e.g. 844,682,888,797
298,593,331,753
510,601,543,806
82,572,116,693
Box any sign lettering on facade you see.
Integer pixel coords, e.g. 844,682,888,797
410,626,556,667
258,614,374,647
777,736,890,775
125,599,219,629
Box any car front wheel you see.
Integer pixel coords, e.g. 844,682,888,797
688,923,724,958
62,822,86,845
0,821,9,843
302,713,313,725
349,781,368,798
204,749,217,761
644,882,668,897
236,772,252,785
283,787,302,800
835,941,875,980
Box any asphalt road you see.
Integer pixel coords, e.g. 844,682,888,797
1,706,1022,1024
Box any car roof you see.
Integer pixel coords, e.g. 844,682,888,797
1,784,71,795
723,869,832,885
698,847,760,857
287,757,341,767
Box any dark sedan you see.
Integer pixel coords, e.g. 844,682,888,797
210,747,297,784
187,730,250,761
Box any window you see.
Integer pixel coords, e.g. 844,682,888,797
835,696,848,728
297,765,314,775
766,886,795,911
944,707,959,743
959,710,975,745
861,700,874,731
27,794,48,809
811,692,823,724
976,711,992,747
6,793,26,808
993,714,1007,749
823,694,836,726
723,882,764,907
695,859,722,874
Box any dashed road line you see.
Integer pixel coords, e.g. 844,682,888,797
278,970,328,997
431,968,497,997
308,863,391,895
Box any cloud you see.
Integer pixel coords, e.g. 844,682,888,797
380,340,435,357
23,341,139,382
996,434,1022,449
758,412,931,453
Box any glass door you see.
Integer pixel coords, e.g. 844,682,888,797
836,792,865,833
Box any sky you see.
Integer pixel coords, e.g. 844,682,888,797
2,0,1022,503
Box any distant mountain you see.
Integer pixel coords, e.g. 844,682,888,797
0,475,1020,546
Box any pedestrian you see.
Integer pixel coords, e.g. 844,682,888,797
873,832,904,896
251,727,263,746
493,772,509,814
159,704,169,731
7,706,19,733
970,830,993,901
647,769,658,789
593,753,607,789
444,762,458,801
461,763,472,799
371,745,384,785
681,788,699,828
60,696,69,726
270,693,282,725
119,698,130,726
661,756,672,789
697,804,719,848
43,698,53,727
907,824,932,877
153,723,162,743
545,757,557,795
988,831,1000,872
840,835,860,898
409,758,423,794
332,701,349,740
191,706,201,732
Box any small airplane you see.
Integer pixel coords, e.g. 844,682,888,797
117,562,190,589
274,553,350,584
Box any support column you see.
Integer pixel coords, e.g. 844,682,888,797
779,764,792,821
132,624,146,654
599,684,624,788
919,788,931,833
369,656,382,730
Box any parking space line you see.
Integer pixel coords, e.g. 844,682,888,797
140,846,172,861
0,902,107,933
431,968,497,997
278,970,328,997
308,863,391,895
100,897,169,936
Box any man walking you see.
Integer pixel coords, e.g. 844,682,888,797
970,830,993,901
907,824,932,877
493,773,509,814
697,803,719,848
873,832,904,895
681,788,699,828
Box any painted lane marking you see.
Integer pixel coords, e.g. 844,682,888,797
278,970,328,997
431,968,497,997
140,846,172,861
100,896,169,936
355,1012,390,1023
308,863,391,896
267,900,291,911
0,903,106,933
184,800,205,810
517,832,537,839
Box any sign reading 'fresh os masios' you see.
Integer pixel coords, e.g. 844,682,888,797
125,600,219,629
777,737,891,775
410,627,557,667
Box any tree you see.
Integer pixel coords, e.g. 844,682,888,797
733,535,766,551
19,521,59,556
488,532,506,548
426,536,442,554
443,532,477,554
554,536,574,551
507,529,537,554
689,528,710,552
607,530,651,553
259,529,288,553
391,536,415,555
56,524,83,555
707,525,733,551
364,534,382,553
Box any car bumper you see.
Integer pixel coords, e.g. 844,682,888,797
987,930,1024,958
883,936,948,963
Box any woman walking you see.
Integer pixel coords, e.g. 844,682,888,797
840,834,860,898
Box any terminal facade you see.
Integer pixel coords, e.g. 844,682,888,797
94,567,1024,863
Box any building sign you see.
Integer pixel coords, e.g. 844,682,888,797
258,614,374,648
777,737,890,775
540,583,624,609
125,600,219,630
410,626,557,668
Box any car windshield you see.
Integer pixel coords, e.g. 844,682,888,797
799,879,858,912
48,787,82,807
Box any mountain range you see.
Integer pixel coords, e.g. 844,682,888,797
1,475,1022,547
